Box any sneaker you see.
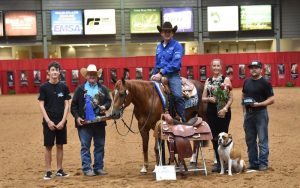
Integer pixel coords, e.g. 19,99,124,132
84,170,96,176
43,171,52,180
56,169,69,177
246,166,259,172
259,166,268,171
211,163,221,173
94,169,108,176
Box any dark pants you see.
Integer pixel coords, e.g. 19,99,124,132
243,109,269,168
207,104,231,164
167,73,186,122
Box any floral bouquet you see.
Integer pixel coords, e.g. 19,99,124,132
207,77,232,111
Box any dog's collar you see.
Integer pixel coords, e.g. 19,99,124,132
223,140,233,148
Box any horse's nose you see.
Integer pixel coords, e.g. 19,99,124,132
111,110,121,119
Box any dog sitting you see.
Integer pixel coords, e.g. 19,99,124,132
217,132,246,176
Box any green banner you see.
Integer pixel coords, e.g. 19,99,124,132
130,9,161,34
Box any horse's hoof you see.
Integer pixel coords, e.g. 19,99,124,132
140,166,147,175
140,171,147,175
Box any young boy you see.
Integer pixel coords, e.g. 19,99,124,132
38,62,71,180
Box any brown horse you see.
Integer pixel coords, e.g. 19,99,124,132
111,79,207,173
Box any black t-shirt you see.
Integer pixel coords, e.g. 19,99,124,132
38,81,71,119
242,77,274,108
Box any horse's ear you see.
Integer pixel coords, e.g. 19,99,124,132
122,78,126,85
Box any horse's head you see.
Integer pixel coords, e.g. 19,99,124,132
111,79,132,119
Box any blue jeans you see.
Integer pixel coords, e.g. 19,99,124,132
77,126,106,173
167,73,186,122
243,109,269,168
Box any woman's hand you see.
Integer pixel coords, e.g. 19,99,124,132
208,97,216,103
217,108,227,118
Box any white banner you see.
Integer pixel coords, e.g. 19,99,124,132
84,9,116,35
207,6,238,32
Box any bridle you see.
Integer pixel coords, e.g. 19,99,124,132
111,83,156,136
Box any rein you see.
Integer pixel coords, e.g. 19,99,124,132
113,82,156,136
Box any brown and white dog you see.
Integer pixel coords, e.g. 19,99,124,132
218,132,246,176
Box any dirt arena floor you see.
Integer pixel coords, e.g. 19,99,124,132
0,87,300,188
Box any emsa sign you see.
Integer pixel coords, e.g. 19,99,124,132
51,10,83,35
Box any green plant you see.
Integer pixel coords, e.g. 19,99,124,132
285,82,295,87
8,89,16,94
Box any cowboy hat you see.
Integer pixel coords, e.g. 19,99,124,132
157,21,178,33
80,64,101,77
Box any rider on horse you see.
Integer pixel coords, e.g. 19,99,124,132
151,21,186,122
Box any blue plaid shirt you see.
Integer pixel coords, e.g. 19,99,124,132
154,38,184,76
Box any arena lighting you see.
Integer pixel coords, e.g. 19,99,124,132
104,44,108,47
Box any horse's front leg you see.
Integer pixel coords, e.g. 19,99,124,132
140,129,149,174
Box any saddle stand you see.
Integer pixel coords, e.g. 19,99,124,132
157,114,212,176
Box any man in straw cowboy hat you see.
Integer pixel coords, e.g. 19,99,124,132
71,64,112,176
151,21,186,122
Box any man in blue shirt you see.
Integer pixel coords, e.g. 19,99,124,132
151,21,185,122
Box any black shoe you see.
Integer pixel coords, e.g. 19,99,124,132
259,166,268,171
43,171,52,180
56,169,69,177
94,169,108,176
211,163,221,173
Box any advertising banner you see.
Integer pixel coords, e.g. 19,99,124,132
0,12,3,36
51,10,83,35
7,71,14,87
130,9,160,33
226,65,233,80
20,70,28,86
72,70,79,84
278,64,285,79
163,8,193,32
239,64,245,79
264,64,272,82
136,68,143,80
5,11,37,36
240,5,272,30
207,6,238,32
291,63,298,79
200,66,207,81
84,9,116,35
187,66,194,79
33,70,41,85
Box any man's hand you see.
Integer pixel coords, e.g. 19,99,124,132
77,117,84,126
56,120,66,130
151,73,162,81
47,120,56,131
100,105,106,113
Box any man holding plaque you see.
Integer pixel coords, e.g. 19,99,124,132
71,64,112,176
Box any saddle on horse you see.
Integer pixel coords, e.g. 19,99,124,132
153,77,198,118
161,114,212,174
